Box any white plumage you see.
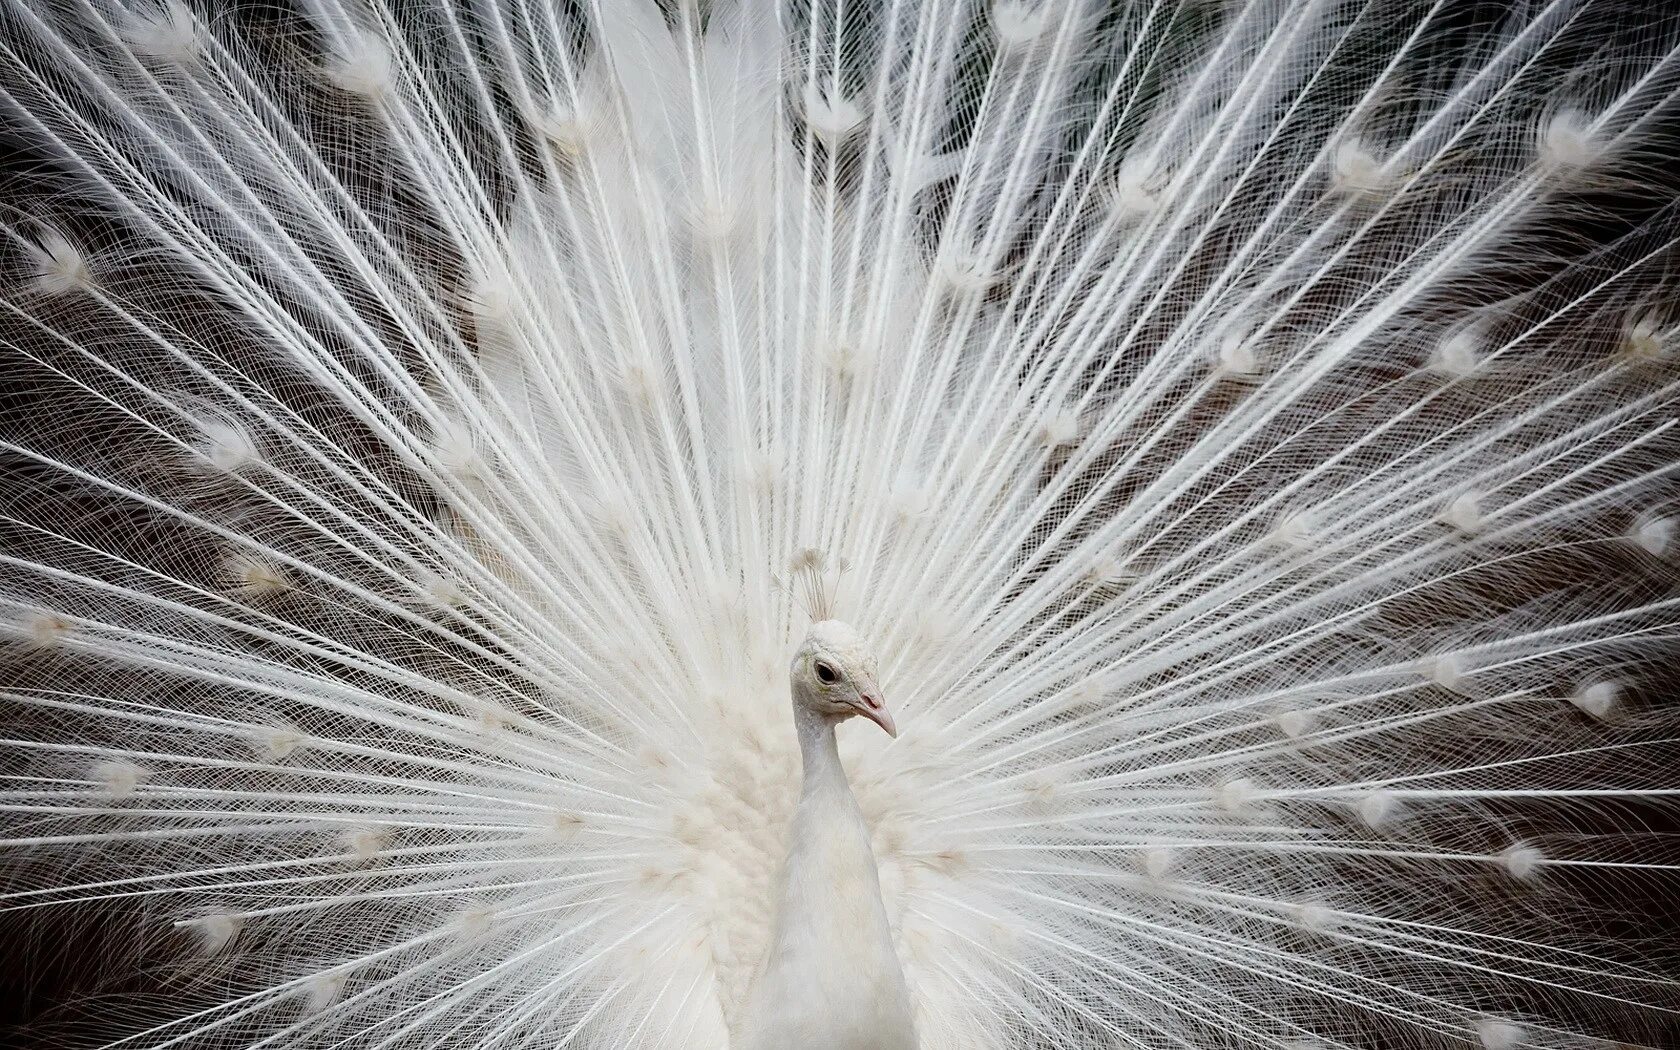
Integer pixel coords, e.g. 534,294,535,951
737,619,916,1050
0,0,1677,1048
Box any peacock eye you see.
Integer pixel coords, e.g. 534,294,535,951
814,660,839,684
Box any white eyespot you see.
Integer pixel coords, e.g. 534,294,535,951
123,1,202,64
322,30,396,99
1501,842,1543,881
1021,774,1059,810
429,414,486,477
465,264,519,324
1441,491,1484,534
189,911,245,953
1418,653,1467,693
253,723,306,763
1358,789,1397,829
1429,328,1481,378
1105,158,1162,220
1620,314,1669,362
1477,1018,1525,1050
534,104,595,156
787,547,826,574
889,478,931,523
1272,703,1315,740
1330,137,1390,196
821,339,875,380
302,972,346,1014
1215,777,1256,814
1085,553,1134,587
991,2,1052,48
28,228,91,296
1294,901,1338,933
454,903,497,940
1570,680,1618,719
689,192,741,241
93,758,147,798
744,447,783,494
536,810,585,844
1631,514,1672,556
467,701,515,736
1217,338,1260,377
937,245,1003,292
618,355,665,406
803,85,864,143
193,412,260,474
1213,317,1263,379
13,610,72,650
1269,510,1317,551
1538,108,1598,169
1067,678,1106,715
340,824,390,862
414,569,465,609
1035,409,1079,449
592,494,633,539
224,551,289,600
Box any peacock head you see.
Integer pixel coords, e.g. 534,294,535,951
791,619,896,737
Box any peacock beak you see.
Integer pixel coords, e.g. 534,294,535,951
856,692,897,738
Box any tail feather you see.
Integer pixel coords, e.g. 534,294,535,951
1,0,1677,1047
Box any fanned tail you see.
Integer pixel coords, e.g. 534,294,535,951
1,1,1677,1047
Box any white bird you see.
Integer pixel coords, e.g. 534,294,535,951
737,618,917,1050
0,1,1677,1048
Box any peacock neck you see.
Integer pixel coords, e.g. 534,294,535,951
792,702,851,802
741,694,916,1050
